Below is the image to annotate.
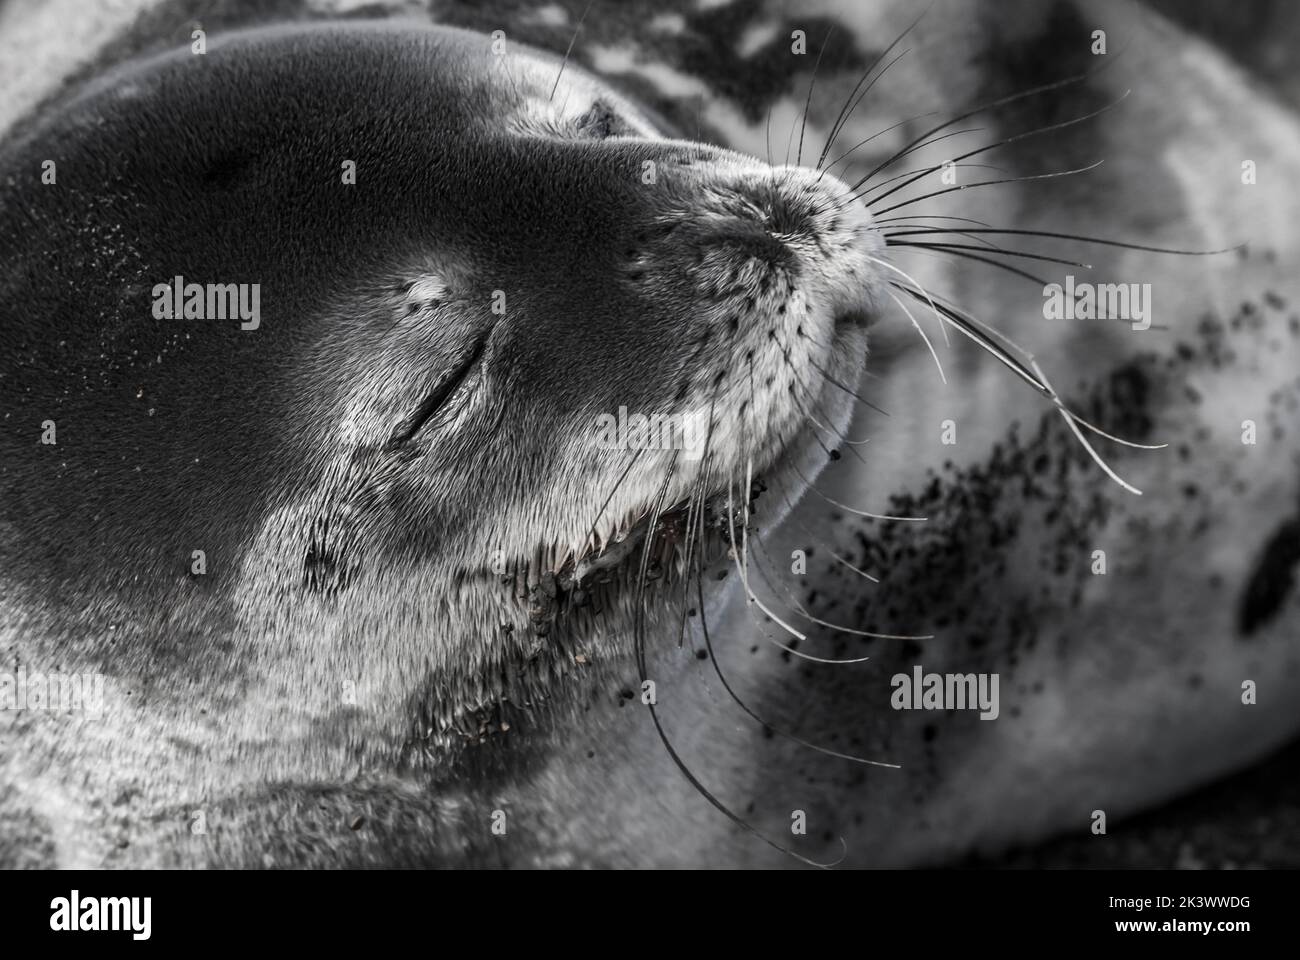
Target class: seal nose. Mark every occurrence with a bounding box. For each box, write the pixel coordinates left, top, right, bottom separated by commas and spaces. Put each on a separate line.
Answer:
692, 215, 792, 268
745, 181, 822, 238
686, 168, 846, 266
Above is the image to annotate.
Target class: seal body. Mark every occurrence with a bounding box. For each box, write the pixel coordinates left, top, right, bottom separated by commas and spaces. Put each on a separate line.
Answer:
2, 0, 1299, 868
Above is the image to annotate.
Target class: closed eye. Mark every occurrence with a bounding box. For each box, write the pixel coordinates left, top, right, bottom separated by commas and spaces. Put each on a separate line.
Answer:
385, 326, 492, 448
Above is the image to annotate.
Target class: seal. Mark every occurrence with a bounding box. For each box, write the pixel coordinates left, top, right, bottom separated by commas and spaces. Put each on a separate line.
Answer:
2, 0, 1299, 869
0, 18, 885, 866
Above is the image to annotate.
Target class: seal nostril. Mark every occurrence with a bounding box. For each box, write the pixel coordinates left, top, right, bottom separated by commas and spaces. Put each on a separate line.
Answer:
767, 197, 806, 237
696, 216, 790, 269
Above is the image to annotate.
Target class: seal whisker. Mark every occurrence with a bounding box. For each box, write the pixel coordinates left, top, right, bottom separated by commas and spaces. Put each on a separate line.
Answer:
843, 70, 1093, 203
673, 458, 710, 647
789, 461, 927, 522
885, 288, 947, 385
694, 544, 900, 768
787, 388, 840, 461
639, 670, 848, 868
628, 496, 847, 867
742, 457, 754, 587
794, 25, 835, 169
889, 243, 1053, 287
888, 283, 1168, 481
1052, 414, 1169, 452
734, 440, 910, 647
873, 213, 997, 229
821, 111, 939, 178
629, 455, 680, 749
816, 1, 932, 173
1029, 357, 1145, 496
862, 253, 950, 348
887, 238, 1094, 271
877, 226, 1242, 258
766, 331, 869, 464
726, 477, 878, 663
850, 157, 1003, 203
838, 127, 991, 204
780, 329, 873, 442
674, 388, 723, 646
856, 91, 1130, 209
548, 0, 596, 102
886, 278, 1170, 452
724, 475, 805, 644
867, 159, 1107, 218
805, 355, 890, 418
493, 49, 525, 105
626, 453, 845, 868
889, 281, 1050, 393
777, 488, 882, 584
790, 385, 868, 463
816, 46, 914, 178
888, 227, 1005, 250
748, 534, 931, 642
574, 448, 646, 581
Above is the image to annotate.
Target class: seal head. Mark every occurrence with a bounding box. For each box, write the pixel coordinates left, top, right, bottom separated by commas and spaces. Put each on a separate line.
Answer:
0, 22, 884, 812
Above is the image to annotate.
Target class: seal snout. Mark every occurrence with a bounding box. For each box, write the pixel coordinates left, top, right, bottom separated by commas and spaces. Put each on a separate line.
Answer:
675, 168, 846, 259
638, 157, 885, 335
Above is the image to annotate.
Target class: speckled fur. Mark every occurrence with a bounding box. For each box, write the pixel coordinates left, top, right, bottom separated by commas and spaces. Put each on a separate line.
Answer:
1, 0, 1298, 868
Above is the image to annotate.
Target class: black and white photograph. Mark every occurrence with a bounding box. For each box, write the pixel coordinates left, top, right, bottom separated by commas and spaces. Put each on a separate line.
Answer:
0, 0, 1295, 937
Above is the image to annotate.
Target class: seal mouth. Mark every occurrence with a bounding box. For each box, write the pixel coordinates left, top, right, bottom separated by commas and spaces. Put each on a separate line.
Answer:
514, 478, 754, 606
565, 502, 694, 587
564, 490, 743, 586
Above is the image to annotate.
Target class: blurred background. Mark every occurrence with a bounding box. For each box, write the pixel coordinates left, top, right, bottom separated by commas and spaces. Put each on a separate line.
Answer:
976, 0, 1300, 869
